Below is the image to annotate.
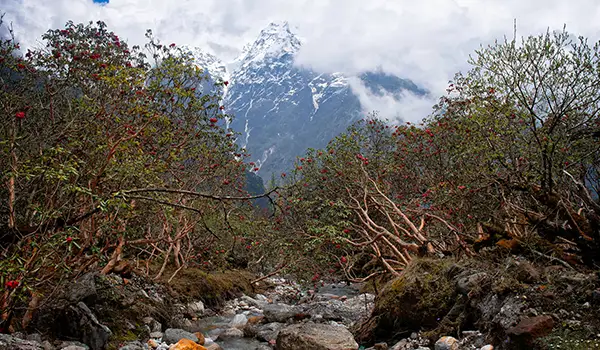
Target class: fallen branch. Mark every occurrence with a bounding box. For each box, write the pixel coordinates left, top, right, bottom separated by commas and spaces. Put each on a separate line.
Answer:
250, 263, 288, 285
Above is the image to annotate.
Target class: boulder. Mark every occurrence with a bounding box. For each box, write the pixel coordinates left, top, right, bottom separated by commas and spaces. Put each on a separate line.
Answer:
228, 314, 248, 329
163, 328, 198, 345
55, 341, 89, 349
296, 294, 374, 326
276, 322, 359, 350
434, 336, 459, 350
186, 302, 205, 318
217, 328, 244, 339
62, 302, 112, 350
67, 273, 98, 304
354, 259, 458, 344
255, 322, 284, 342
506, 315, 554, 348
0, 334, 44, 350
263, 303, 298, 323
169, 339, 207, 350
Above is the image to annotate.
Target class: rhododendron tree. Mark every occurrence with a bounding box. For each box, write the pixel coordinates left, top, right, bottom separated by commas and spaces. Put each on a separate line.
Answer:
0, 19, 274, 331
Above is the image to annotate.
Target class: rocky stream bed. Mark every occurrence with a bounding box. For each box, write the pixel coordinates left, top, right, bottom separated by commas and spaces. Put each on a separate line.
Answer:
4, 255, 600, 350
0, 273, 497, 350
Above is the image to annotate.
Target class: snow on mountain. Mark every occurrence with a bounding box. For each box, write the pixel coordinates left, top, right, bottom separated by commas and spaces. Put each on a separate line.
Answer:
187, 47, 229, 83
190, 21, 426, 177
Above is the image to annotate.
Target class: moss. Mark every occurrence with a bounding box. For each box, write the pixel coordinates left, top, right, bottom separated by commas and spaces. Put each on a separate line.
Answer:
354, 258, 460, 344
538, 326, 600, 349
105, 323, 148, 350
164, 268, 256, 308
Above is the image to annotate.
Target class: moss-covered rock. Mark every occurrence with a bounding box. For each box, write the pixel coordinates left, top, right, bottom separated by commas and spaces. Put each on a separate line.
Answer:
353, 258, 460, 344
165, 268, 256, 308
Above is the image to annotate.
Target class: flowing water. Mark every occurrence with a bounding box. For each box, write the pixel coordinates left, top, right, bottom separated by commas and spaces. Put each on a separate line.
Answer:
199, 282, 363, 350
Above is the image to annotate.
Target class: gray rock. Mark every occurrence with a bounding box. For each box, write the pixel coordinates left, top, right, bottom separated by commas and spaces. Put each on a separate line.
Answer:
263, 303, 298, 323
229, 314, 248, 328
26, 334, 43, 343
65, 302, 112, 350
56, 341, 89, 350
294, 294, 374, 326
0, 333, 44, 350
60, 347, 88, 350
118, 341, 144, 350
186, 301, 205, 317
41, 341, 55, 350
456, 273, 488, 295
149, 332, 163, 339
254, 345, 271, 350
276, 322, 358, 350
256, 322, 285, 342
218, 328, 244, 339
163, 328, 198, 344
67, 273, 97, 304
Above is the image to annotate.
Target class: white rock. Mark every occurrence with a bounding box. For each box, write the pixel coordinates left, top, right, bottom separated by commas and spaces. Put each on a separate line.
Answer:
229, 314, 248, 328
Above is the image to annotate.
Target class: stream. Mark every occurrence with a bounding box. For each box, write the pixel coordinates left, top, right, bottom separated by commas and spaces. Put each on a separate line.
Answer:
198, 280, 367, 350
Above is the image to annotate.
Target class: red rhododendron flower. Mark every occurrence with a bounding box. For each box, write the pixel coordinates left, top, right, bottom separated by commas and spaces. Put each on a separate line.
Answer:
66, 237, 73, 242
224, 81, 229, 86
219, 106, 225, 110
343, 229, 350, 234
15, 111, 25, 119
169, 43, 176, 48
340, 256, 347, 264
4, 280, 19, 289
209, 118, 218, 123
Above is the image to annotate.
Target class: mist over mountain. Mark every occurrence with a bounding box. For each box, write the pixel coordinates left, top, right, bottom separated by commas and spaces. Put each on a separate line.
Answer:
189, 22, 427, 178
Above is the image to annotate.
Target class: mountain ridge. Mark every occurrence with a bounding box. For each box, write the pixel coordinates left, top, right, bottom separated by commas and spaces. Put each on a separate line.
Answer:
190, 21, 427, 177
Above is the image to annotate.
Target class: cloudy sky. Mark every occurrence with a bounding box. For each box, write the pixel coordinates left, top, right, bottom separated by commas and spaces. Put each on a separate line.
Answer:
4, 0, 600, 121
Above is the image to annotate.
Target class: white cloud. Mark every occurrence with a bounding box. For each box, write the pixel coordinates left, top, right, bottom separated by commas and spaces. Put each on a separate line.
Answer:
4, 0, 600, 121
347, 77, 436, 124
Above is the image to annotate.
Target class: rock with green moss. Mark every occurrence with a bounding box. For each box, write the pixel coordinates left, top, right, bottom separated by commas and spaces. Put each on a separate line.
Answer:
354, 259, 460, 345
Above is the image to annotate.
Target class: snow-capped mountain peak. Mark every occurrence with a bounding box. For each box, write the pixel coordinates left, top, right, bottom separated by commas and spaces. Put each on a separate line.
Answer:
186, 47, 229, 83
236, 21, 302, 66
188, 21, 426, 177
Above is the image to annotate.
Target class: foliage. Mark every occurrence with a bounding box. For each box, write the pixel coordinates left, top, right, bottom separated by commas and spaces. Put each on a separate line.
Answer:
274, 28, 600, 282
0, 18, 270, 331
